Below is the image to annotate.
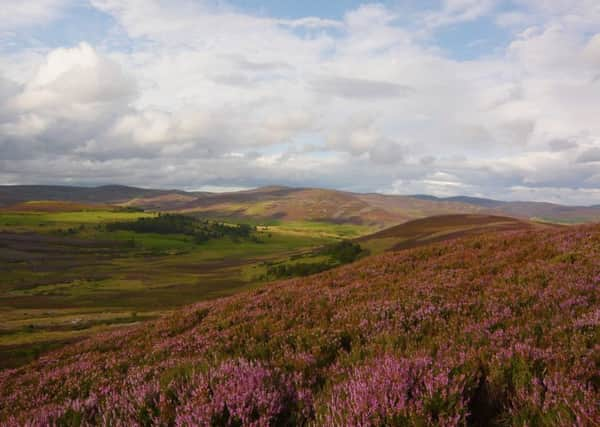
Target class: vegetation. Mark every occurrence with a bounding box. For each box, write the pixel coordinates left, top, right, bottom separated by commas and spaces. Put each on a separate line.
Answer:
264, 241, 367, 279
105, 213, 256, 243
319, 240, 365, 263
264, 260, 332, 278
0, 207, 364, 369
2, 224, 597, 425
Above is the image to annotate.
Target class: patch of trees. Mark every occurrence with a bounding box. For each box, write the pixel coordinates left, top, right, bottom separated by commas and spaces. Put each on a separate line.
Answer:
115, 206, 145, 213
265, 262, 332, 279
318, 240, 365, 263
106, 213, 256, 243
264, 240, 367, 279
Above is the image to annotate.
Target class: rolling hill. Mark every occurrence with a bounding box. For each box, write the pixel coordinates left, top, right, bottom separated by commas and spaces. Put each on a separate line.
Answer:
412, 194, 600, 224
0, 185, 485, 228
0, 185, 189, 207
3, 184, 600, 226
174, 187, 485, 226
356, 214, 543, 254
1, 221, 598, 425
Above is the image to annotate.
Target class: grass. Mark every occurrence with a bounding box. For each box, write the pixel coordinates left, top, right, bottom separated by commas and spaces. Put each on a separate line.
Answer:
0, 210, 155, 232
0, 206, 369, 369
267, 220, 375, 239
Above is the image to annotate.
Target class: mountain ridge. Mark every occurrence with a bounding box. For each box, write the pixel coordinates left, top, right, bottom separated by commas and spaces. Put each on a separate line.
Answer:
2, 184, 600, 225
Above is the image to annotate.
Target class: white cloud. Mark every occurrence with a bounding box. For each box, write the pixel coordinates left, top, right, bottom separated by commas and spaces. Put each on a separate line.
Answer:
1, 0, 600, 204
1, 0, 71, 30
311, 76, 413, 100
424, 0, 498, 28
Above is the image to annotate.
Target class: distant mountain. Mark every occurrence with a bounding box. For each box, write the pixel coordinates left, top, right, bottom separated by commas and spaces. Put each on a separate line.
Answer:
411, 194, 600, 223
411, 194, 505, 208
0, 185, 187, 207
2, 184, 600, 225
171, 187, 484, 227
487, 201, 600, 223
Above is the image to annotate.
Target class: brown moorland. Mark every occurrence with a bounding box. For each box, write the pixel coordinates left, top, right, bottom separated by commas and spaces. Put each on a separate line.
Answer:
356, 214, 557, 253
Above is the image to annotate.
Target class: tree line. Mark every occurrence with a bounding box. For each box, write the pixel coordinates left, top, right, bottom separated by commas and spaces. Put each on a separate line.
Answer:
106, 213, 256, 243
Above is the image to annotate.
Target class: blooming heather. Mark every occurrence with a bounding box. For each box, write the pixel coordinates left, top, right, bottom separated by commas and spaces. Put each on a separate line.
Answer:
1, 225, 599, 425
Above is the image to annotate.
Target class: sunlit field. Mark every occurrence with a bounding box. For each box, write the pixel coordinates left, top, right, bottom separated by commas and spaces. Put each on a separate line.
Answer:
0, 205, 364, 369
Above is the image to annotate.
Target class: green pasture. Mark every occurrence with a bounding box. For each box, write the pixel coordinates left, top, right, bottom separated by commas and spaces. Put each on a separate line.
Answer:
267, 220, 375, 239
0, 207, 370, 369
0, 210, 155, 231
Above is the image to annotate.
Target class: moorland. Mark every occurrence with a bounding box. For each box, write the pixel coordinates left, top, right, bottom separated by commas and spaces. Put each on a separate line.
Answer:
0, 185, 598, 426
0, 199, 362, 369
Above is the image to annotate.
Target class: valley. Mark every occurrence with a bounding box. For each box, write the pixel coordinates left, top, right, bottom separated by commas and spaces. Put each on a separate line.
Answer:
1, 212, 598, 425
0, 185, 598, 425
0, 201, 342, 368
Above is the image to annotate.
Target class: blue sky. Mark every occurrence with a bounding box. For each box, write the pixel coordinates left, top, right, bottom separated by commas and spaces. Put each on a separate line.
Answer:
4, 1, 516, 59
1, 1, 600, 204
231, 0, 514, 59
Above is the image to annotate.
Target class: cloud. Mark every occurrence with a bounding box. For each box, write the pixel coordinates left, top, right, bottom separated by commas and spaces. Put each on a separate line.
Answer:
1, 0, 600, 204
369, 140, 406, 165
576, 147, 600, 163
0, 43, 136, 159
2, 0, 71, 30
311, 76, 413, 100
548, 138, 578, 152
424, 0, 498, 28
278, 17, 343, 30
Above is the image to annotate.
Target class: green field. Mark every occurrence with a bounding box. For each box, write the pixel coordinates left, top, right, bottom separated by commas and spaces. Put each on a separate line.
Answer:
0, 207, 368, 369
0, 210, 156, 231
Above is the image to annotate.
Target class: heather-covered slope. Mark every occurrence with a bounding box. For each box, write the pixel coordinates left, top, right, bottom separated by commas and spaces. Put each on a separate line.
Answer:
357, 214, 538, 253
1, 226, 599, 425
176, 187, 483, 227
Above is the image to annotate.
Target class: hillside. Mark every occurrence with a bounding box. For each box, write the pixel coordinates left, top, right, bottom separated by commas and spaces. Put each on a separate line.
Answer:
412, 194, 600, 224
0, 185, 486, 227
0, 185, 186, 207
357, 214, 543, 253
175, 187, 485, 226
3, 184, 600, 227
1, 224, 598, 425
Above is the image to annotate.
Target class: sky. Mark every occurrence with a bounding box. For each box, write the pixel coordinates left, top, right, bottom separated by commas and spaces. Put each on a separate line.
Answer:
1, 1, 600, 204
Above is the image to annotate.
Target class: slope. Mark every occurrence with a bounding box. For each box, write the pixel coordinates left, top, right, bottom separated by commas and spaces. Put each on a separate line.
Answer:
4, 184, 600, 227
0, 185, 190, 207
356, 214, 541, 254
173, 187, 486, 228
1, 223, 598, 425
411, 194, 600, 223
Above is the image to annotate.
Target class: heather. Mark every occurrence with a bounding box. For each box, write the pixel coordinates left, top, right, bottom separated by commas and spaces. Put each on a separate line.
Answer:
1, 225, 599, 426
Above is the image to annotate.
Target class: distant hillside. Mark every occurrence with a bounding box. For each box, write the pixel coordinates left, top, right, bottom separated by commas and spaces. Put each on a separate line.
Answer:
0, 185, 185, 207
2, 222, 598, 425
411, 194, 600, 223
411, 194, 505, 208
171, 187, 483, 227
3, 184, 600, 226
489, 201, 600, 223
0, 200, 113, 212
357, 214, 542, 253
